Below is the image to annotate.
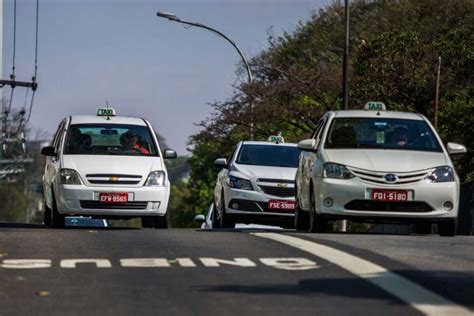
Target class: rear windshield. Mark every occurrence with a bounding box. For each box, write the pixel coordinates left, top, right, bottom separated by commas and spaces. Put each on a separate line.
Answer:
64, 124, 158, 156
324, 118, 442, 152
236, 145, 301, 167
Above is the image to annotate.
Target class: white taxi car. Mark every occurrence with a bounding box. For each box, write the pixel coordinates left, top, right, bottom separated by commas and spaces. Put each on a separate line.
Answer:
213, 137, 301, 228
41, 108, 177, 229
295, 102, 466, 236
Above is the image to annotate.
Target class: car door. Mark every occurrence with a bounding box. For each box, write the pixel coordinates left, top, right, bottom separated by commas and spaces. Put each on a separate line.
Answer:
43, 119, 67, 207
297, 116, 328, 211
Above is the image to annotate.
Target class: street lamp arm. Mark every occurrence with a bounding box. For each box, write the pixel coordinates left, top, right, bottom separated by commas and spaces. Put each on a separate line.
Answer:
173, 19, 253, 84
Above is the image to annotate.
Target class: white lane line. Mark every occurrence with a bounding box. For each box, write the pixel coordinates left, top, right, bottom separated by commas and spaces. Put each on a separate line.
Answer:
253, 232, 473, 316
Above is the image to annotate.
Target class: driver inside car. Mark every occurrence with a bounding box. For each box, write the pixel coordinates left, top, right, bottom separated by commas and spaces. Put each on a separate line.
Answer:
120, 131, 150, 155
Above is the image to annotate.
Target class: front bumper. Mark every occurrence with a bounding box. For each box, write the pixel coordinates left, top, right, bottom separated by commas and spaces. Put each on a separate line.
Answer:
315, 177, 459, 221
224, 188, 295, 218
55, 184, 170, 217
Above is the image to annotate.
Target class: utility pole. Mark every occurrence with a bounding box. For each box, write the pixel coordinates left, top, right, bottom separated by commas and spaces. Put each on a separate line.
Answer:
342, 0, 349, 111
434, 57, 441, 129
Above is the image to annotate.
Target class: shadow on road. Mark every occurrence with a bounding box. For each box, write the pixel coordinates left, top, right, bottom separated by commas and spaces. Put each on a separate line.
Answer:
0, 221, 138, 230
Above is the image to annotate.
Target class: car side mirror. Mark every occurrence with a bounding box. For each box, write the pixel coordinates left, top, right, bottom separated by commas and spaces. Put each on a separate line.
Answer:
194, 214, 206, 223
297, 139, 316, 151
163, 149, 177, 159
41, 146, 56, 157
447, 142, 467, 155
214, 158, 228, 169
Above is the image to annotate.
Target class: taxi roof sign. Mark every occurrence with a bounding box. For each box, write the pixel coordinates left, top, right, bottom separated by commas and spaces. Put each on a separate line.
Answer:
97, 107, 116, 117
364, 102, 386, 111
268, 135, 285, 144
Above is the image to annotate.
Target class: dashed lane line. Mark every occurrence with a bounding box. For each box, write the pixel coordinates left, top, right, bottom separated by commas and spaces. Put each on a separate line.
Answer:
253, 232, 473, 316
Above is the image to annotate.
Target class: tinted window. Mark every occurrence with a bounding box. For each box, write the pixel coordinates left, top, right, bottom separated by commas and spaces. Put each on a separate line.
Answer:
64, 124, 158, 156
325, 118, 442, 152
236, 145, 301, 167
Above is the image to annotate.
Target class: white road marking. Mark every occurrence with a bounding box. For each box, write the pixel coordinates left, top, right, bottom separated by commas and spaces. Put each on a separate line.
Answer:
259, 258, 319, 270
199, 258, 256, 267
120, 258, 197, 268
253, 232, 473, 316
60, 259, 112, 268
1, 259, 51, 269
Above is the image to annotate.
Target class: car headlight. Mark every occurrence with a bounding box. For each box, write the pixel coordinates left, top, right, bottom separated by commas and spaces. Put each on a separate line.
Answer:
60, 169, 82, 185
323, 163, 354, 179
426, 166, 454, 183
144, 171, 167, 186
227, 175, 253, 190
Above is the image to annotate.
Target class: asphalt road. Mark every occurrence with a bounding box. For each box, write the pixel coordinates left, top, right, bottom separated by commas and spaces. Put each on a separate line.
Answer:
0, 223, 473, 316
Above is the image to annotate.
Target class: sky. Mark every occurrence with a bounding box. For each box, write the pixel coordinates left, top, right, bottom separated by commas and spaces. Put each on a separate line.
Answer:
1, 0, 327, 155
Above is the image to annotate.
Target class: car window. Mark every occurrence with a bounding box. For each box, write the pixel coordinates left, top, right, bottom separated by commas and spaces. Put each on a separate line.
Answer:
324, 118, 442, 152
236, 145, 301, 167
63, 124, 158, 156
53, 120, 66, 152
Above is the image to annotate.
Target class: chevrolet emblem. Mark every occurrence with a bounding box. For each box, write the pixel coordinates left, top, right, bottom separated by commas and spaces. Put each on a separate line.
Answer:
109, 176, 120, 182
277, 183, 288, 188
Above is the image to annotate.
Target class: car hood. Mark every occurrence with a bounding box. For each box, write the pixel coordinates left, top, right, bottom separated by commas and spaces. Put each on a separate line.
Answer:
324, 149, 447, 172
61, 155, 164, 177
231, 164, 297, 181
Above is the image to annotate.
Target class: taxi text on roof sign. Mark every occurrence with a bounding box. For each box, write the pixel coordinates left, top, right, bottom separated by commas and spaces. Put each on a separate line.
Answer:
364, 102, 386, 111
97, 107, 116, 117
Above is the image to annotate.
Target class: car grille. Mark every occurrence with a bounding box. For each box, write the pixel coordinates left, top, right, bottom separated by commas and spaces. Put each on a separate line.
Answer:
257, 178, 294, 184
347, 167, 431, 185
259, 186, 296, 197
228, 199, 294, 214
86, 174, 142, 185
344, 200, 433, 213
80, 201, 148, 210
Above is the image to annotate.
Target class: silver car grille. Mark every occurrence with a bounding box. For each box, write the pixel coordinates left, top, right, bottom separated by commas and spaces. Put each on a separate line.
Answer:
347, 167, 431, 185
257, 178, 295, 197
86, 174, 142, 185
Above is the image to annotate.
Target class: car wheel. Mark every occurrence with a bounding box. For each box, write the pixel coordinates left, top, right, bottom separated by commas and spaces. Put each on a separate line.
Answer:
218, 191, 234, 228
212, 201, 222, 229
438, 220, 456, 237
309, 191, 328, 233
414, 223, 432, 235
141, 217, 154, 228
153, 216, 168, 229
43, 202, 52, 227
295, 200, 309, 231
51, 193, 65, 229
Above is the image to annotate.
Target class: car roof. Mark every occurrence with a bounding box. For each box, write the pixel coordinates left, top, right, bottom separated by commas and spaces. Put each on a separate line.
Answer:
69, 115, 147, 126
241, 141, 297, 147
333, 110, 425, 120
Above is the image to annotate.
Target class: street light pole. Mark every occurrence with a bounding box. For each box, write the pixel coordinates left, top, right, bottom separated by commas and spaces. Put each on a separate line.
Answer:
156, 11, 255, 140
342, 0, 349, 111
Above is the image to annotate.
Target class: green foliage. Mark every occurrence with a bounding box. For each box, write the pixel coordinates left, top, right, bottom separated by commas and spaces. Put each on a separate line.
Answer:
0, 185, 28, 222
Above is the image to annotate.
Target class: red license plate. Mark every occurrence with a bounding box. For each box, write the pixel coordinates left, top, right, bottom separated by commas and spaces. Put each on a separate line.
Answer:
268, 200, 296, 210
372, 189, 408, 202
99, 193, 128, 203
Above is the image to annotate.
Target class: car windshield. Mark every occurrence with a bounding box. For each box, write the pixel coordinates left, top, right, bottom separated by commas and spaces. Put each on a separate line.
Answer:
64, 124, 158, 156
236, 144, 301, 167
324, 117, 442, 152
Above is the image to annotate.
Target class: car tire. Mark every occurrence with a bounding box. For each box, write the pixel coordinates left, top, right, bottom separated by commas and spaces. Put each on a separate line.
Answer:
51, 193, 65, 229
309, 191, 328, 233
43, 203, 52, 227
218, 191, 234, 228
153, 216, 168, 229
414, 223, 432, 235
295, 200, 309, 231
141, 217, 154, 228
212, 201, 222, 229
438, 220, 456, 237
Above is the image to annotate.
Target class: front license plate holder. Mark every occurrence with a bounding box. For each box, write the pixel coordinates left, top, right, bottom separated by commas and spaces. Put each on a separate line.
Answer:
268, 200, 296, 211
99, 192, 129, 203
371, 189, 412, 202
